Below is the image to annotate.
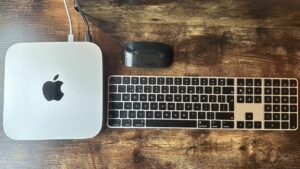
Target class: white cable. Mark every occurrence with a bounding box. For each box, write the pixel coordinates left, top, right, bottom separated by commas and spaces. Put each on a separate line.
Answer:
63, 0, 74, 42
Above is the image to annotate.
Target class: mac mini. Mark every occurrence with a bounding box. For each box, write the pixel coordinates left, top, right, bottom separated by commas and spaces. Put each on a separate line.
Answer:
3, 42, 103, 140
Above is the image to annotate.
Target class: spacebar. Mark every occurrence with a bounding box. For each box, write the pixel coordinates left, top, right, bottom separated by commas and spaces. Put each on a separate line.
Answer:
146, 120, 197, 128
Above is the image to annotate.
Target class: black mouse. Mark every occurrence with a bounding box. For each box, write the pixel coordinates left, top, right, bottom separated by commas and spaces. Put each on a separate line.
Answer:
122, 41, 173, 68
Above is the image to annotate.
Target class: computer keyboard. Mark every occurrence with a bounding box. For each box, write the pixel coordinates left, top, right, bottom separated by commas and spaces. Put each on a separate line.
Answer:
107, 75, 298, 130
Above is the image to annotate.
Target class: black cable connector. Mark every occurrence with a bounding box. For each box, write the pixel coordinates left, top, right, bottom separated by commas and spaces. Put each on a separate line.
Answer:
74, 0, 92, 42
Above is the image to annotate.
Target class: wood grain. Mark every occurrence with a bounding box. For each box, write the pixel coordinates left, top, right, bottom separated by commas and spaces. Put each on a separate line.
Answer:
0, 0, 300, 169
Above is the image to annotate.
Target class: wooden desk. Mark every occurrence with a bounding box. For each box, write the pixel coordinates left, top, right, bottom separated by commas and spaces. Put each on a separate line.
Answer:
0, 0, 300, 168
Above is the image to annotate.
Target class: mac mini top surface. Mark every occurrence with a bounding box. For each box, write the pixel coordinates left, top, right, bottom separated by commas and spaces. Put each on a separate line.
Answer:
3, 42, 103, 140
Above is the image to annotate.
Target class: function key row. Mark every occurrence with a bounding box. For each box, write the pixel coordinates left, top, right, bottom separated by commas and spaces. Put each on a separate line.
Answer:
264, 88, 297, 95
110, 76, 234, 86
264, 79, 297, 87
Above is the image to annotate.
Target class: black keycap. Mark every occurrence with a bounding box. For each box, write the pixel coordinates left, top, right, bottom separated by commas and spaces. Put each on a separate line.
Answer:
205, 87, 212, 94
215, 112, 234, 120
192, 95, 199, 102
254, 121, 262, 129
175, 78, 182, 85
237, 87, 244, 94
147, 120, 196, 128
264, 79, 272, 86
211, 121, 221, 128
166, 95, 173, 102
131, 77, 139, 84
155, 111, 162, 118
273, 79, 280, 86
157, 94, 164, 101
209, 78, 217, 85
185, 103, 193, 110
153, 86, 160, 93
211, 104, 219, 111
290, 79, 297, 87
203, 104, 210, 111
109, 85, 117, 92
140, 94, 147, 101
144, 86, 152, 93
227, 79, 234, 86
264, 113, 272, 120
246, 121, 253, 128
290, 97, 297, 103
281, 88, 289, 95
170, 86, 177, 93
133, 119, 145, 127
227, 96, 234, 111
237, 121, 244, 128
192, 78, 199, 85
254, 79, 261, 86
273, 96, 280, 103
254, 96, 262, 103
149, 77, 156, 84
198, 112, 206, 119
120, 111, 127, 118
127, 85, 134, 93
181, 112, 188, 119
281, 104, 289, 112
121, 77, 130, 84
140, 77, 147, 84
109, 111, 119, 118
137, 111, 145, 118
264, 88, 272, 95
183, 78, 190, 85
290, 88, 297, 95
122, 119, 132, 127
281, 122, 289, 129
109, 94, 121, 101
218, 78, 226, 85
159, 103, 167, 110
220, 104, 228, 111
118, 85, 126, 92
130, 94, 138, 101
190, 112, 197, 119
163, 111, 171, 118
246, 79, 253, 86
129, 111, 136, 118
109, 102, 123, 109
175, 95, 182, 102
281, 80, 289, 86
166, 78, 173, 85
172, 111, 179, 119
290, 114, 297, 129
162, 86, 169, 93
201, 78, 208, 85
201, 95, 208, 102
214, 87, 221, 94
142, 102, 149, 110
157, 78, 165, 84
183, 95, 190, 102
281, 97, 289, 103
222, 121, 234, 128
254, 87, 262, 94
122, 94, 130, 101
246, 96, 253, 103
108, 119, 121, 126
198, 121, 210, 128
135, 86, 143, 93
168, 103, 175, 110
273, 113, 280, 120
264, 96, 272, 103
237, 79, 244, 86
207, 112, 214, 119
187, 86, 195, 93
290, 105, 297, 112
209, 95, 217, 102
273, 105, 280, 112
176, 103, 184, 110
179, 86, 186, 93
194, 103, 201, 110
223, 87, 234, 94
281, 113, 289, 120
264, 105, 271, 112
196, 86, 204, 94
237, 96, 244, 103
124, 102, 132, 109
218, 95, 225, 102
245, 112, 253, 120
264, 122, 280, 129
110, 77, 122, 84
273, 88, 280, 95
148, 94, 156, 101
245, 87, 253, 94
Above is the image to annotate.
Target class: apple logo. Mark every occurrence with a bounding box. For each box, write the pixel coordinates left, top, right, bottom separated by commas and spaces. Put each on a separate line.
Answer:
42, 74, 64, 101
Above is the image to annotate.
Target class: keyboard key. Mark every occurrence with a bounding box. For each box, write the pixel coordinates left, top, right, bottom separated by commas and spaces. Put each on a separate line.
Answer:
135, 86, 143, 93
108, 119, 121, 126
216, 112, 234, 120
124, 102, 132, 109
109, 102, 123, 109
222, 121, 234, 128
209, 78, 217, 85
246, 121, 253, 128
131, 77, 139, 84
172, 111, 179, 119
237, 121, 244, 128
245, 88, 253, 94
273, 105, 280, 112
129, 111, 136, 118
281, 96, 289, 103
192, 78, 199, 85
205, 87, 212, 94
290, 88, 297, 95
183, 95, 190, 102
192, 95, 199, 102
264, 113, 272, 120
264, 79, 272, 86
211, 121, 221, 128
273, 113, 280, 120
273, 96, 280, 103
227, 79, 234, 86
194, 103, 201, 110
207, 112, 214, 119
196, 86, 204, 93
142, 102, 149, 110
159, 103, 167, 110
254, 96, 261, 103
109, 85, 117, 92
167, 103, 175, 110
150, 103, 158, 110
201, 78, 208, 85
175, 78, 182, 85
170, 86, 177, 93
140, 77, 147, 84
211, 104, 219, 111
133, 119, 145, 127
122, 94, 130, 101
254, 79, 261, 86
198, 121, 210, 128
273, 88, 280, 95
245, 112, 253, 120
149, 77, 156, 84
109, 77, 121, 84
198, 112, 206, 119
183, 78, 190, 85
265, 122, 280, 129
246, 96, 253, 103
281, 88, 289, 95
122, 119, 132, 127
281, 113, 289, 120
166, 78, 173, 85
265, 88, 272, 95
237, 79, 244, 86
214, 87, 221, 94
144, 86, 152, 93
185, 103, 193, 110
153, 86, 160, 93
220, 104, 228, 111
290, 97, 297, 103
137, 111, 145, 118
155, 111, 162, 118
201, 95, 208, 102
118, 85, 126, 92
264, 105, 271, 112
190, 112, 197, 119
166, 95, 173, 102
223, 87, 234, 94
157, 94, 164, 101
181, 111, 188, 119
176, 103, 184, 110
281, 105, 289, 112
147, 120, 196, 128
264, 96, 272, 103
120, 111, 127, 118
179, 86, 186, 93
109, 111, 119, 118
203, 104, 210, 111
254, 121, 262, 129
246, 79, 253, 86
273, 79, 280, 86
218, 78, 225, 85
290, 105, 297, 112
109, 94, 121, 101
187, 86, 195, 93
281, 80, 289, 86
146, 111, 154, 118
290, 114, 297, 129
163, 111, 171, 118
157, 78, 165, 84
290, 79, 297, 87
237, 96, 244, 103
162, 86, 169, 93
254, 87, 262, 94
127, 85, 134, 93
281, 122, 289, 129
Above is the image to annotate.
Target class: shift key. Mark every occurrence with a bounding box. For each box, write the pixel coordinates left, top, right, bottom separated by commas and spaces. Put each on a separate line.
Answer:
216, 112, 234, 120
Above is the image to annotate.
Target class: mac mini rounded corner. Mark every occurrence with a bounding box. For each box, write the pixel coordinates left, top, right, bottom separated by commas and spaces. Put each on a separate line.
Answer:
3, 42, 104, 140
